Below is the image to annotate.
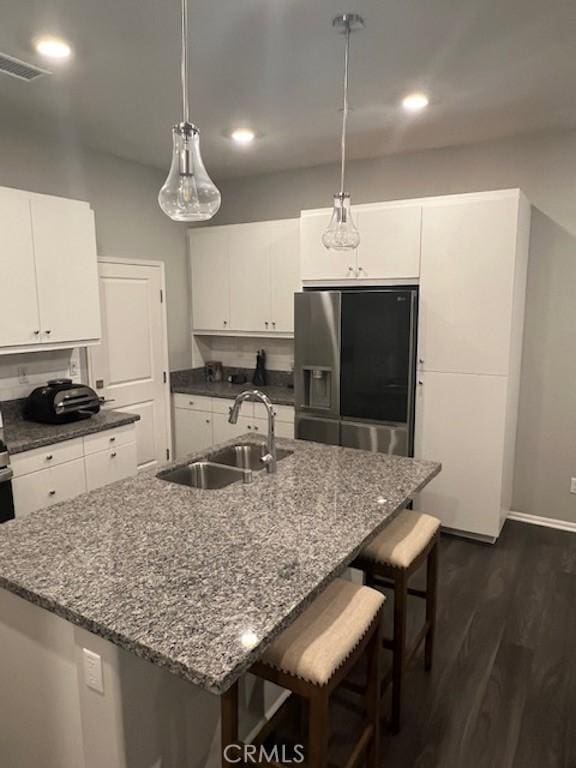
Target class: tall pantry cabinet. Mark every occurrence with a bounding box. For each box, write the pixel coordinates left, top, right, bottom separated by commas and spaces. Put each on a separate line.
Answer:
414, 190, 531, 540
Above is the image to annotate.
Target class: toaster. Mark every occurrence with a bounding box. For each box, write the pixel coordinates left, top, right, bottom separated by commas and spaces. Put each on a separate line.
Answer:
25, 379, 101, 424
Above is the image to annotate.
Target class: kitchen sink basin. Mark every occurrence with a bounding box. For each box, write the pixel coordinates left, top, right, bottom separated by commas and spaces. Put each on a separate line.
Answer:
159, 461, 252, 490
209, 443, 293, 471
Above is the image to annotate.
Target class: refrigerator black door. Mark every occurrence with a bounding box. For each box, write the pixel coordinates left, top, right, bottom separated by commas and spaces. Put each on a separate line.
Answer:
340, 290, 416, 424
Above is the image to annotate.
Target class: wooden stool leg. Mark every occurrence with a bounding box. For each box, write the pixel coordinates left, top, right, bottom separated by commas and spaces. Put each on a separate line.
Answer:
221, 682, 239, 768
308, 688, 329, 768
425, 539, 439, 672
366, 618, 382, 768
391, 570, 407, 733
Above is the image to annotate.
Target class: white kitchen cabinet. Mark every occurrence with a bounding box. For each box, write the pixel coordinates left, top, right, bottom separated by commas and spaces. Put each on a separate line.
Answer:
299, 209, 356, 282
190, 228, 230, 331
11, 425, 138, 519
174, 408, 213, 457
418, 195, 521, 376
212, 413, 254, 444
300, 203, 422, 282
12, 458, 86, 519
85, 443, 138, 492
0, 186, 101, 353
0, 189, 41, 348
355, 205, 421, 280
414, 371, 508, 539
229, 225, 272, 333
269, 220, 300, 333
30, 196, 101, 345
189, 219, 300, 336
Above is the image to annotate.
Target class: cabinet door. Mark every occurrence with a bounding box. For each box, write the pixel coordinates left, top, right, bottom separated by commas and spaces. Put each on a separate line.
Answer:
356, 205, 421, 280
12, 458, 86, 518
174, 408, 213, 458
229, 224, 271, 333
419, 197, 518, 375
190, 228, 230, 331
30, 196, 101, 344
85, 443, 137, 492
49, 459, 87, 503
212, 413, 253, 444
0, 189, 41, 347
300, 211, 357, 281
270, 221, 300, 333
414, 371, 507, 538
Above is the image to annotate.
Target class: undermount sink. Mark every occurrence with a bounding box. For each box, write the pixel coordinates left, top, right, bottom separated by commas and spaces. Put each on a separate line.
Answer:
160, 461, 252, 490
209, 443, 294, 472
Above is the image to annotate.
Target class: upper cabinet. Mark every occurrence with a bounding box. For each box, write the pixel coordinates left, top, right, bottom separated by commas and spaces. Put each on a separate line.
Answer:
418, 193, 528, 376
300, 202, 422, 282
189, 219, 300, 336
0, 186, 101, 353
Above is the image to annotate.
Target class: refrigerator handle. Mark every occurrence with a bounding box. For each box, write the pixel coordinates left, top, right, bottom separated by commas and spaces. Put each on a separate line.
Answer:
406, 290, 418, 455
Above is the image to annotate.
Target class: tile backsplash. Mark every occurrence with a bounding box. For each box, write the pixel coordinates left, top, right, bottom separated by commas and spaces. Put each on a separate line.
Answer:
193, 335, 294, 373
0, 349, 83, 401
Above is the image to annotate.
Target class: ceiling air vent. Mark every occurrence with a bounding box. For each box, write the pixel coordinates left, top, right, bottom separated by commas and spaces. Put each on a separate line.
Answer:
0, 52, 50, 82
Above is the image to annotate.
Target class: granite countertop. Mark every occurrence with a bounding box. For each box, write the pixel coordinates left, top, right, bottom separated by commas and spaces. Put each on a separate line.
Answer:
0, 399, 140, 454
173, 380, 295, 406
0, 435, 440, 694
171, 367, 295, 407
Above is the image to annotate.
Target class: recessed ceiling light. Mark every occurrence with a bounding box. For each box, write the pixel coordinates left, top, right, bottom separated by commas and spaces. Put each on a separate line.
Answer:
34, 37, 72, 61
402, 92, 429, 112
231, 128, 256, 146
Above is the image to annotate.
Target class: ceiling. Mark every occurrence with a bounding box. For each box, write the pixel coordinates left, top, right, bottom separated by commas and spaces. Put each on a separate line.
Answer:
0, 0, 575, 180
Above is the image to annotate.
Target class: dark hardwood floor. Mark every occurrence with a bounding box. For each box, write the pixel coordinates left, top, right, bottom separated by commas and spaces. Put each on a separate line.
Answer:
269, 520, 576, 767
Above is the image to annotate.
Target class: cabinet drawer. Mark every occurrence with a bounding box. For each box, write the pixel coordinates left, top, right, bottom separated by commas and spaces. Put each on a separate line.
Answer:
83, 424, 136, 455
85, 442, 137, 492
11, 438, 84, 478
253, 402, 294, 423
13, 458, 86, 518
212, 397, 252, 416
275, 421, 294, 439
173, 393, 212, 412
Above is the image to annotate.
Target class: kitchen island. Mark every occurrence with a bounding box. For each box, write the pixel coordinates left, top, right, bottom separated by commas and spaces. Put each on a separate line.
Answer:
0, 436, 439, 768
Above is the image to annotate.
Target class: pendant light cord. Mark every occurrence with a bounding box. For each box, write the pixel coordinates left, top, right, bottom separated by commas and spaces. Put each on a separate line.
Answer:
181, 0, 190, 123
339, 23, 351, 196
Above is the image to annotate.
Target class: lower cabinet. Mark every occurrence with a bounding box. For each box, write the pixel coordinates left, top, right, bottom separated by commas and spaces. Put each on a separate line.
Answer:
173, 394, 295, 459
11, 424, 137, 519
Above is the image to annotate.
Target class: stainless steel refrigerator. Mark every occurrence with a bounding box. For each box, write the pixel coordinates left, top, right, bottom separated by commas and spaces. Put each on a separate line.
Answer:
294, 288, 418, 456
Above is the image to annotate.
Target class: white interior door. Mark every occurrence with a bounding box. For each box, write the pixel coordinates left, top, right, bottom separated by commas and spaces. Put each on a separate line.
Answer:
89, 260, 171, 470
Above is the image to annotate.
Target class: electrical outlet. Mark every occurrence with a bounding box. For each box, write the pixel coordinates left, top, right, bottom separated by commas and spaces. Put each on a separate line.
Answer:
571, 478, 576, 495
17, 367, 28, 384
83, 648, 104, 694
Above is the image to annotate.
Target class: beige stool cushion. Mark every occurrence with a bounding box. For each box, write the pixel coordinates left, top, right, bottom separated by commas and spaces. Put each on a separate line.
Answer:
361, 510, 440, 569
261, 579, 384, 686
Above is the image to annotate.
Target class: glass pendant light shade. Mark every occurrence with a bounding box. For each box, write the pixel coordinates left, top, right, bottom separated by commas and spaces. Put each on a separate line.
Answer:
321, 193, 360, 250
158, 122, 221, 222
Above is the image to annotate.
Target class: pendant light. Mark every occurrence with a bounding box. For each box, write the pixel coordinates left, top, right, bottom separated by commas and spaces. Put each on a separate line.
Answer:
158, 0, 221, 221
321, 13, 364, 251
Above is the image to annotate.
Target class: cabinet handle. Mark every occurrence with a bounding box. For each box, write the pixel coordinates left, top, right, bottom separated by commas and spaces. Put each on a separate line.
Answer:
418, 380, 424, 386
111, 451, 117, 458
109, 436, 116, 443
272, 322, 276, 329
418, 358, 424, 365
49, 490, 56, 496
46, 454, 53, 461
247, 425, 252, 430
347, 266, 354, 274
206, 419, 210, 424
33, 330, 40, 336
45, 330, 52, 335
357, 266, 364, 275
254, 425, 259, 431
223, 320, 228, 327
189, 400, 195, 406
265, 321, 269, 329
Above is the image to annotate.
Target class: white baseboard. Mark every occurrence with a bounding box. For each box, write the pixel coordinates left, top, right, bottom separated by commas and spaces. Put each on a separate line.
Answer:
507, 510, 576, 534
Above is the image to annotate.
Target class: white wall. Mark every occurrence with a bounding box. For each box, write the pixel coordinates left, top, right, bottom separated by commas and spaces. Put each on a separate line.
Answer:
211, 128, 576, 525
0, 120, 190, 371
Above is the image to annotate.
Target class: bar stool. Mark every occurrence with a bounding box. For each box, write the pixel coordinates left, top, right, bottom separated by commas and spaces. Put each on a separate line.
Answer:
221, 579, 385, 768
352, 509, 440, 733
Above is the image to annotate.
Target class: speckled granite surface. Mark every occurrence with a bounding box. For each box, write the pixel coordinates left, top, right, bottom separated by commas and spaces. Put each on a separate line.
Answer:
171, 368, 294, 407
0, 399, 140, 454
0, 435, 440, 694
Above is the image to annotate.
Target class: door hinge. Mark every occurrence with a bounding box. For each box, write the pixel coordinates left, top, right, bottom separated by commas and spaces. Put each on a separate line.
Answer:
163, 371, 167, 384
160, 289, 164, 303
166, 448, 170, 460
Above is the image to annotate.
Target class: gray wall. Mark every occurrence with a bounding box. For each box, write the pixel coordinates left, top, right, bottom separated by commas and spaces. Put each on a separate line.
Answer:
214, 128, 576, 524
0, 121, 190, 370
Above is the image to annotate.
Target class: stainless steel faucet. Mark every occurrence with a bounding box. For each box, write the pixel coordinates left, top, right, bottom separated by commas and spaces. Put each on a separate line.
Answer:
229, 389, 277, 473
